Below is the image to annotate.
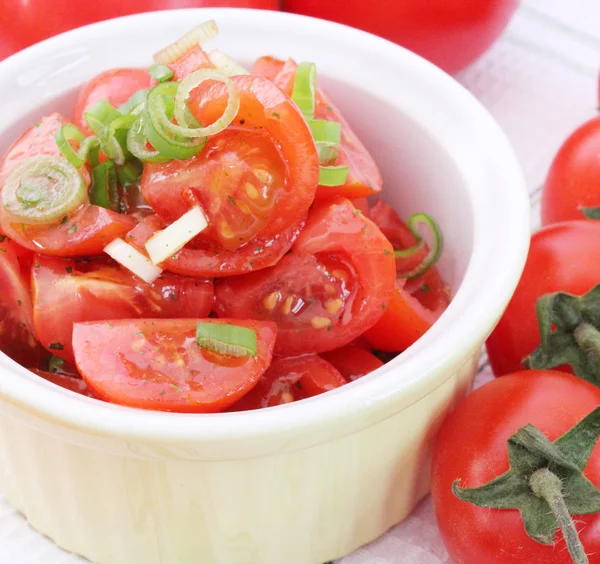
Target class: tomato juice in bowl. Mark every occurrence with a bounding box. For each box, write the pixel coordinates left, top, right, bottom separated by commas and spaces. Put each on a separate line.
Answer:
0, 9, 529, 564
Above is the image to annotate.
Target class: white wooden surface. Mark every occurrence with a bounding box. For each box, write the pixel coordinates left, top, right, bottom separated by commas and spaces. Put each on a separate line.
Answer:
0, 1, 598, 562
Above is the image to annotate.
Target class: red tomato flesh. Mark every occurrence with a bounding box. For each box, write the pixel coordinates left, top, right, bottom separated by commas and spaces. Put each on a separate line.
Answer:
73, 319, 277, 413
30, 369, 95, 398
320, 344, 384, 382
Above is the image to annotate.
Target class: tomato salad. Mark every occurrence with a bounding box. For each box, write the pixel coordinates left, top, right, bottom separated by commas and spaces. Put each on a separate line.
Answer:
0, 21, 450, 413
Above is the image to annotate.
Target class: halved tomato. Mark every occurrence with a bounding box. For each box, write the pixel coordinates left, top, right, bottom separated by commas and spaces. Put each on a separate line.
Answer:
0, 113, 134, 256
73, 319, 277, 412
0, 235, 48, 367
32, 255, 214, 363
30, 368, 95, 398
215, 198, 396, 355
127, 213, 304, 277
267, 57, 383, 200
72, 68, 153, 135
320, 344, 384, 382
230, 354, 346, 410
141, 75, 319, 252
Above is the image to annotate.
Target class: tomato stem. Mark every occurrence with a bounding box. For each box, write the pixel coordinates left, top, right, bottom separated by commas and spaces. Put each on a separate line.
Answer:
530, 468, 588, 564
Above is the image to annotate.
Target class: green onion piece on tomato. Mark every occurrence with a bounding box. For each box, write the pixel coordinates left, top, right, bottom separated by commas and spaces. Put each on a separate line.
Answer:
117, 89, 149, 115
395, 212, 443, 279
48, 355, 65, 373
84, 100, 121, 134
308, 119, 341, 146
291, 62, 316, 120
317, 144, 339, 166
90, 160, 119, 211
148, 64, 174, 83
55, 124, 100, 168
126, 115, 165, 163
318, 165, 349, 187
1, 156, 87, 224
196, 322, 257, 357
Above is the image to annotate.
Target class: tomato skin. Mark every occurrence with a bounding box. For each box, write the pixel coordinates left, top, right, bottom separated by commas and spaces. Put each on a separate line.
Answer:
0, 1, 280, 60
215, 198, 396, 356
30, 369, 95, 398
0, 236, 48, 368
320, 345, 383, 382
73, 319, 277, 413
432, 370, 600, 563
168, 45, 214, 81
541, 117, 600, 226
282, 0, 517, 74
32, 255, 214, 364
127, 214, 304, 278
72, 68, 152, 135
230, 354, 345, 410
487, 221, 600, 377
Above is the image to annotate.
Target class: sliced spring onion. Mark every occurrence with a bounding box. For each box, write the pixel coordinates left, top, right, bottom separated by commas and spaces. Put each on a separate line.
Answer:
196, 322, 257, 357
84, 100, 121, 134
395, 213, 443, 279
118, 159, 143, 187
118, 89, 149, 115
148, 64, 174, 83
208, 49, 250, 77
291, 62, 316, 120
153, 20, 219, 65
317, 144, 339, 165
126, 115, 165, 162
55, 124, 100, 168
308, 119, 341, 146
169, 69, 240, 138
48, 355, 65, 373
1, 156, 87, 224
85, 101, 132, 165
91, 161, 119, 211
318, 165, 349, 187
145, 206, 208, 264
104, 238, 162, 283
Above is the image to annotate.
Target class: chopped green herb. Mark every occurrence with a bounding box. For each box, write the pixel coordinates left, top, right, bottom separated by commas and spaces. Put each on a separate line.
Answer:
169, 383, 182, 392
254, 247, 263, 254
48, 341, 64, 351
60, 216, 68, 225
295, 381, 302, 389
105, 322, 114, 328
0, 235, 5, 243
159, 390, 166, 396
16, 299, 21, 306
65, 266, 73, 274
382, 304, 387, 311
227, 195, 236, 205
326, 106, 333, 112
420, 283, 430, 293
383, 249, 391, 256
272, 111, 281, 119
67, 224, 77, 234
48, 355, 65, 373
34, 263, 40, 269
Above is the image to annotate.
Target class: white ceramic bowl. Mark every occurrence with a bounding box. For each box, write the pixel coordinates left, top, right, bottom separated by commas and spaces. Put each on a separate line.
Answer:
0, 8, 529, 564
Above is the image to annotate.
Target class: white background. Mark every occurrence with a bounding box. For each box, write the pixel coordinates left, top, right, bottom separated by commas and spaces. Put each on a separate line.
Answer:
0, 1, 598, 562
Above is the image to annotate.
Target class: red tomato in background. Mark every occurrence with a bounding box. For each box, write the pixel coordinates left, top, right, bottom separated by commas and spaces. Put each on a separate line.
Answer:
73, 318, 277, 412
0, 1, 280, 61
432, 370, 600, 563
283, 0, 517, 74
541, 117, 600, 226
486, 221, 600, 377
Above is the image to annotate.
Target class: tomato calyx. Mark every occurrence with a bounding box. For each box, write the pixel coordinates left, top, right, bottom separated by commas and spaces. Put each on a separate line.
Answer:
525, 285, 600, 385
453, 407, 600, 564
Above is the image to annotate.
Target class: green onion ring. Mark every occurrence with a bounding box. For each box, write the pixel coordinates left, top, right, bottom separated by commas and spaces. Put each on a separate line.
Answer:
291, 62, 317, 120
55, 124, 100, 168
148, 64, 174, 83
395, 213, 444, 280
196, 322, 257, 357
308, 119, 341, 145
1, 156, 87, 224
318, 165, 349, 187
126, 115, 166, 163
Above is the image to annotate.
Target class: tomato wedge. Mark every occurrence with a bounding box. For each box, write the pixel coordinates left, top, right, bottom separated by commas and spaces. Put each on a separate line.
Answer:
0, 235, 48, 367
320, 344, 384, 382
215, 198, 395, 356
230, 354, 346, 410
141, 75, 318, 251
168, 45, 214, 81
30, 369, 95, 398
32, 255, 214, 363
73, 319, 277, 413
250, 56, 284, 81
0, 113, 134, 256
268, 57, 382, 200
127, 213, 304, 277
72, 68, 153, 135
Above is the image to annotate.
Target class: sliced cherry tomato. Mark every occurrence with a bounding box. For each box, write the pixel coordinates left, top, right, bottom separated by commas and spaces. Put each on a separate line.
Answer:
30, 369, 95, 398
250, 56, 285, 81
141, 75, 318, 251
271, 58, 382, 200
320, 344, 383, 382
215, 198, 396, 356
541, 117, 600, 226
168, 45, 214, 81
127, 213, 304, 277
32, 255, 214, 363
230, 354, 345, 410
72, 319, 277, 413
72, 68, 153, 135
0, 113, 134, 256
0, 235, 48, 368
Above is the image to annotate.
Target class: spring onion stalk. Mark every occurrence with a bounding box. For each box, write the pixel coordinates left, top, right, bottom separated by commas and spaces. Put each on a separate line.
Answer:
291, 62, 316, 120
118, 89, 149, 115
1, 156, 87, 224
153, 20, 219, 65
148, 64, 174, 83
103, 238, 162, 283
308, 119, 341, 145
318, 165, 349, 187
126, 115, 166, 162
196, 322, 257, 357
91, 161, 119, 211
208, 49, 249, 77
55, 124, 100, 168
145, 206, 208, 264
395, 213, 443, 279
